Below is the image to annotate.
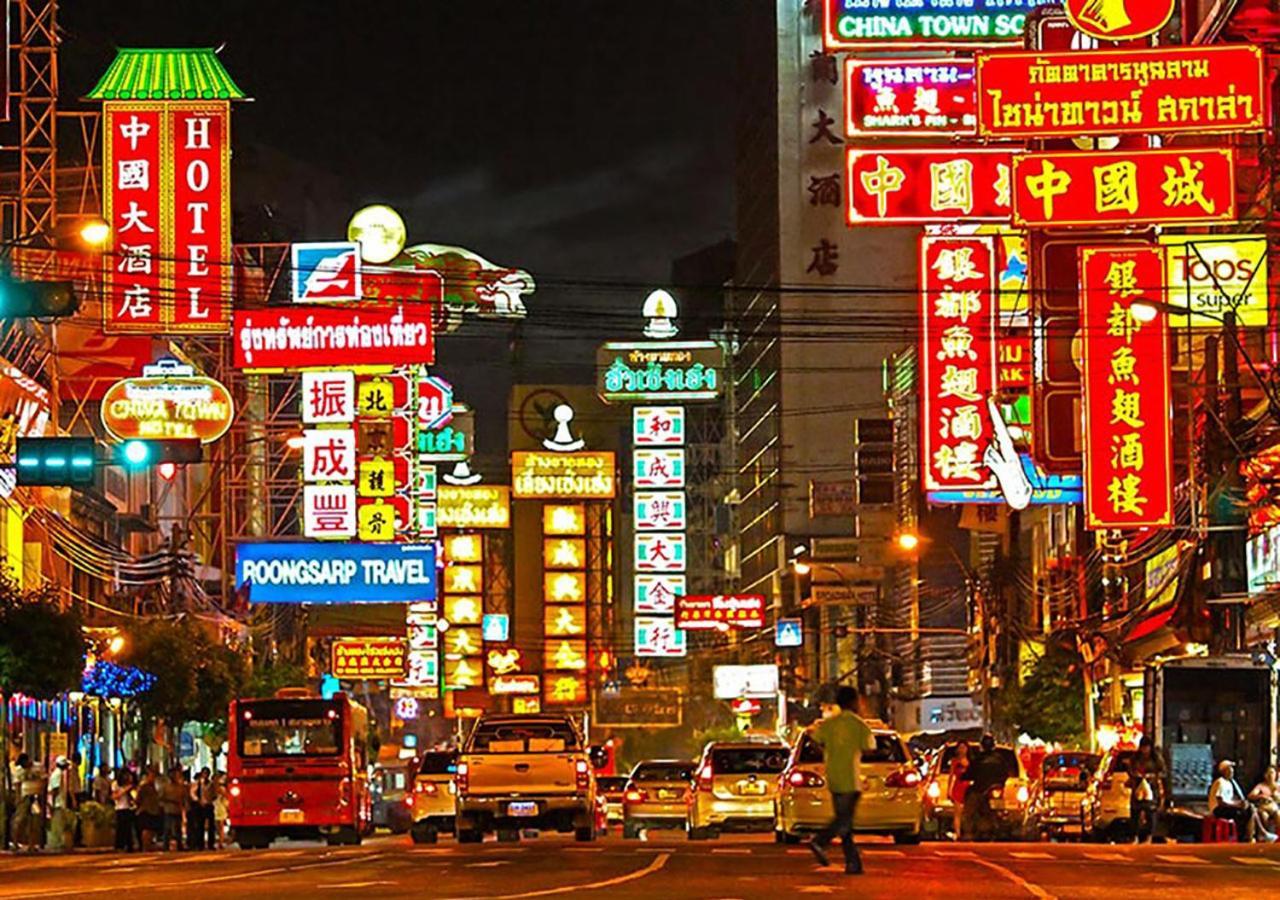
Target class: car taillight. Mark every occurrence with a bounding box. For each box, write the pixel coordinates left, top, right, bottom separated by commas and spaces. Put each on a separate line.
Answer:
229, 778, 241, 798
625, 788, 647, 803
885, 769, 921, 789
926, 780, 942, 800
1015, 784, 1030, 806
404, 795, 415, 807
575, 759, 590, 791
456, 763, 469, 795
786, 770, 825, 788
417, 782, 438, 795
697, 764, 714, 790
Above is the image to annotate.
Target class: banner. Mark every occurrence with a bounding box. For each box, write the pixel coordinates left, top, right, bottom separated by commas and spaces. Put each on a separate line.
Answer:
1012, 149, 1235, 229
976, 46, 1265, 139
236, 541, 437, 604
920, 235, 998, 492
847, 148, 1013, 225
233, 304, 436, 371
823, 0, 1044, 50
1079, 246, 1173, 529
845, 59, 976, 138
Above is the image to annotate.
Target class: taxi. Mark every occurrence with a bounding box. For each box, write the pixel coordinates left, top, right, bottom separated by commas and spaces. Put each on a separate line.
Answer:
621, 760, 695, 838
923, 742, 1036, 840
774, 723, 924, 844
686, 741, 790, 839
408, 750, 458, 844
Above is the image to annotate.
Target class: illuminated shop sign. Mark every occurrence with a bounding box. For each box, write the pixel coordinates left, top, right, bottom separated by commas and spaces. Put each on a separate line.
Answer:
634, 449, 685, 489
511, 451, 616, 499
236, 541, 437, 604
233, 304, 436, 371
634, 616, 688, 658
634, 533, 686, 573
847, 148, 1012, 226
823, 0, 1047, 50
634, 491, 687, 531
976, 45, 1265, 140
436, 485, 511, 529
597, 342, 723, 402
331, 637, 407, 679
292, 242, 362, 303
635, 574, 684, 615
101, 360, 233, 443
675, 594, 766, 631
712, 664, 779, 699
633, 407, 685, 446
1064, 0, 1175, 41
926, 454, 1082, 506
1159, 235, 1267, 329
845, 59, 976, 138
491, 674, 540, 696
417, 406, 475, 461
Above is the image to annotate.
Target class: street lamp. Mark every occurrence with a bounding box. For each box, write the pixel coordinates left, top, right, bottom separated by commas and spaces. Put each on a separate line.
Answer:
78, 219, 110, 249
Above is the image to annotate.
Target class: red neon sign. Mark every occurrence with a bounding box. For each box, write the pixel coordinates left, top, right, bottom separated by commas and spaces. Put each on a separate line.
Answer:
233, 304, 436, 371
170, 105, 231, 330
1079, 246, 1173, 529
844, 59, 976, 138
976, 45, 1266, 140
675, 595, 766, 631
103, 105, 163, 331
1012, 149, 1236, 228
920, 235, 998, 493
847, 148, 1013, 226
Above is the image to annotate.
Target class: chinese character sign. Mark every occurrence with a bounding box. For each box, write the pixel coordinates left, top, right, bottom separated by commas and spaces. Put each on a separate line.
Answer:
1012, 149, 1236, 228
635, 617, 688, 658
1079, 246, 1173, 529
920, 236, 998, 492
847, 148, 1013, 226
104, 102, 232, 333
633, 407, 686, 447
976, 46, 1265, 140
845, 59, 976, 138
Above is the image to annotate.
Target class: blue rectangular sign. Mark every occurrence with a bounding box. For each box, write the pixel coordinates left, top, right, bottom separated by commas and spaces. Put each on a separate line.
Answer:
237, 542, 437, 604
926, 454, 1082, 507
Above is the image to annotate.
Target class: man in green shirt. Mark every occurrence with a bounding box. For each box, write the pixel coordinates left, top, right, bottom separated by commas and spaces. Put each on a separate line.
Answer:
807, 686, 875, 875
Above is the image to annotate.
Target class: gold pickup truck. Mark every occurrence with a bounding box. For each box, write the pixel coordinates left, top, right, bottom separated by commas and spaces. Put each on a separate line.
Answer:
455, 713, 597, 842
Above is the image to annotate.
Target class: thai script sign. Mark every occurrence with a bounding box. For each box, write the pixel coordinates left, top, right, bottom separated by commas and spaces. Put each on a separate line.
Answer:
597, 341, 722, 402
331, 637, 407, 679
101, 360, 233, 444
675, 594, 766, 631
823, 0, 1048, 50
976, 46, 1266, 139
845, 59, 976, 138
847, 148, 1013, 226
511, 451, 616, 499
1012, 149, 1236, 228
233, 304, 435, 371
1079, 246, 1173, 529
236, 541, 437, 604
436, 485, 511, 529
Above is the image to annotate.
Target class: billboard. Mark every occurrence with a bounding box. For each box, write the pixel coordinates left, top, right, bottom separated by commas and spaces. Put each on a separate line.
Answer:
713, 665, 780, 700
331, 637, 408, 679
675, 594, 766, 631
976, 46, 1266, 139
597, 342, 722, 402
100, 361, 233, 444
511, 451, 616, 499
1012, 149, 1236, 228
845, 59, 976, 138
1160, 235, 1267, 329
236, 542, 437, 604
593, 690, 684, 729
823, 0, 1046, 50
1079, 246, 1173, 529
234, 304, 436, 371
847, 148, 1013, 225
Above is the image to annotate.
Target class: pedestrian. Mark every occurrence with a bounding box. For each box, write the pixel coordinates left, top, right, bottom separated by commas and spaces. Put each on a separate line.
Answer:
45, 756, 76, 850
948, 741, 971, 841
805, 686, 876, 875
92, 765, 113, 806
135, 766, 162, 851
1210, 760, 1274, 843
198, 768, 217, 850
10, 753, 43, 852
68, 752, 85, 804
186, 768, 205, 850
1128, 737, 1164, 843
1248, 765, 1280, 835
159, 766, 186, 850
958, 734, 1007, 840
212, 774, 229, 849
112, 769, 137, 852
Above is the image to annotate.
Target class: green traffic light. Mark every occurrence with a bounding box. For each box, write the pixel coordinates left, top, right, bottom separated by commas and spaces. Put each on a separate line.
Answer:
121, 440, 152, 467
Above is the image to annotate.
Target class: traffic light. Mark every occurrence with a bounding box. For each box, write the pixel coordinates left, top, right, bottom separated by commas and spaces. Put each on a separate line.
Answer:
15, 437, 98, 486
0, 278, 79, 318
112, 439, 202, 470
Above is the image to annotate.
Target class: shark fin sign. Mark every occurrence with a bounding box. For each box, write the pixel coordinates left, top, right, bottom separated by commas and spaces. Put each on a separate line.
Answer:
1064, 0, 1174, 41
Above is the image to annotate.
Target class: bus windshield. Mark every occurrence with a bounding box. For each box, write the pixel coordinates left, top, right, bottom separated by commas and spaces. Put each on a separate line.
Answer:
238, 699, 343, 758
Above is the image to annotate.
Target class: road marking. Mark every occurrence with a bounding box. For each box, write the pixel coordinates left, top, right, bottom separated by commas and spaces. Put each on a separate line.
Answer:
439, 852, 672, 900
711, 848, 753, 855
321, 882, 397, 889
1084, 852, 1129, 862
797, 887, 836, 895
1010, 852, 1055, 860
968, 858, 1057, 900
465, 861, 511, 868
564, 847, 604, 852
1232, 857, 1280, 866
863, 849, 906, 857
1156, 855, 1209, 865
934, 850, 978, 859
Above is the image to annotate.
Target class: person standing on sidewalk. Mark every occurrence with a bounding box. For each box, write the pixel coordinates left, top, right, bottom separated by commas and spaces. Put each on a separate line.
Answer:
45, 756, 76, 850
92, 765, 113, 806
135, 766, 162, 851
806, 686, 876, 876
186, 769, 206, 850
112, 769, 137, 852
159, 766, 186, 850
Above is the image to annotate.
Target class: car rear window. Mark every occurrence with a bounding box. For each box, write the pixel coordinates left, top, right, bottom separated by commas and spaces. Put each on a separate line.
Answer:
797, 734, 904, 765
938, 745, 1019, 778
631, 762, 694, 782
468, 719, 581, 753
710, 747, 789, 775
1043, 753, 1099, 777
418, 752, 457, 775
597, 777, 628, 792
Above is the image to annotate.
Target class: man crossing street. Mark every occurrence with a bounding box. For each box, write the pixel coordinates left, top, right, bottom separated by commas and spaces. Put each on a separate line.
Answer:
806, 686, 876, 875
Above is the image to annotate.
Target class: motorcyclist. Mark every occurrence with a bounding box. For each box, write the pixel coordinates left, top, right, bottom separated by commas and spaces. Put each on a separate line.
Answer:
959, 734, 1007, 839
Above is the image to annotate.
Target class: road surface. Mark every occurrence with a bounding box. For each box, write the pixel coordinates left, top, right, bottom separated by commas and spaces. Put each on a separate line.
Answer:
1, 833, 1276, 898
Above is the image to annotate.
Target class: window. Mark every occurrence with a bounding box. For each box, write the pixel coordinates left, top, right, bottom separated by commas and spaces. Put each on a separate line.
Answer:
798, 734, 904, 765
418, 752, 457, 775
710, 747, 789, 775
468, 719, 581, 753
238, 700, 342, 758
631, 762, 694, 782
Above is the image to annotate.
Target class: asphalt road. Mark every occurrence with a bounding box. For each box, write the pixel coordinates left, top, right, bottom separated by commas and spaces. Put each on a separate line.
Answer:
1, 832, 1278, 899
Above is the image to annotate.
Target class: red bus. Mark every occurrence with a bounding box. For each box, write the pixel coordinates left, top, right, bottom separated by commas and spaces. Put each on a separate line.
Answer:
227, 690, 372, 848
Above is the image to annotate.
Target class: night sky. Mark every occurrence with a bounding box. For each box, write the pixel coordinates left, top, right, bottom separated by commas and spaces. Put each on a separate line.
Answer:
60, 1, 738, 456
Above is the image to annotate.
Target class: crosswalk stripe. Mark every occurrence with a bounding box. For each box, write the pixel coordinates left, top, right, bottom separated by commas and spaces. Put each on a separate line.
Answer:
1232, 857, 1280, 866
1084, 852, 1129, 862
1010, 852, 1054, 860
862, 849, 906, 857
711, 848, 753, 854
1156, 854, 1209, 865
934, 850, 978, 859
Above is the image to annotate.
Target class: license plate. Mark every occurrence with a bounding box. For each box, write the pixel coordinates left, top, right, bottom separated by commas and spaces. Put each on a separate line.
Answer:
737, 782, 766, 796
657, 789, 675, 800
279, 809, 304, 825
507, 801, 538, 817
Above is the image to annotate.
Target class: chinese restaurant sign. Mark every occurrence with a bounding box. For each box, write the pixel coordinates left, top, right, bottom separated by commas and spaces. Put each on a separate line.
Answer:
1012, 149, 1236, 229
331, 637, 407, 679
976, 46, 1265, 140
511, 451, 616, 499
101, 360, 233, 444
236, 541, 437, 604
920, 235, 998, 492
847, 148, 1012, 226
675, 595, 766, 631
1065, 0, 1177, 42
1079, 246, 1173, 529
845, 59, 976, 138
1159, 235, 1267, 329
233, 304, 436, 371
104, 102, 232, 333
823, 0, 1045, 50
597, 342, 722, 402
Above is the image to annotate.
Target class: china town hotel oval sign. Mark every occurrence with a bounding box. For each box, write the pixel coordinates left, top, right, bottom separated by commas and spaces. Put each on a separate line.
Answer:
101, 360, 234, 443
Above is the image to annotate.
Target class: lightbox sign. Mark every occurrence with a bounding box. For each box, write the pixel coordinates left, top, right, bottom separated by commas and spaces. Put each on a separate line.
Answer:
1247, 523, 1280, 595
331, 637, 407, 679
635, 617, 688, 658
236, 541, 437, 604
676, 595, 766, 631
1012, 149, 1236, 229
597, 342, 723, 402
823, 0, 1045, 50
1160, 235, 1267, 329
1079, 246, 1173, 529
713, 664, 780, 700
976, 46, 1266, 140
511, 451, 616, 499
1065, 0, 1174, 40
292, 242, 362, 303
101, 360, 233, 444
845, 59, 976, 138
233, 304, 436, 371
847, 148, 1013, 226
436, 485, 511, 529
927, 454, 1082, 506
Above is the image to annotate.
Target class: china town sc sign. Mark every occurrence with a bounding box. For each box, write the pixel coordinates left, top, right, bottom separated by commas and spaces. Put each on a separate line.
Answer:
101, 359, 234, 444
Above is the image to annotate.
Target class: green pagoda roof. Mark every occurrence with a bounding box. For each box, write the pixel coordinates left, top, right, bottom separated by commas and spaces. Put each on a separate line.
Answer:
86, 49, 247, 101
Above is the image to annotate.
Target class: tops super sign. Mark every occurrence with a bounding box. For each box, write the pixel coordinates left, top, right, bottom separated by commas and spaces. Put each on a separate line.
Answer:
292, 242, 363, 303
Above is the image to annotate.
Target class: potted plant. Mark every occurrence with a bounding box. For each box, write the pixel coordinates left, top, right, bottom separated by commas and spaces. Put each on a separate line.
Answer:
79, 800, 116, 848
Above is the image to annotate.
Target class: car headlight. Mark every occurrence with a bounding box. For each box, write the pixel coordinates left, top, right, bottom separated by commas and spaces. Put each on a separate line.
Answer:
1015, 785, 1030, 805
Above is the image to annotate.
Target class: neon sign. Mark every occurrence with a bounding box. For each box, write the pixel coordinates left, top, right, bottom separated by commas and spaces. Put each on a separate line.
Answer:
845, 59, 976, 138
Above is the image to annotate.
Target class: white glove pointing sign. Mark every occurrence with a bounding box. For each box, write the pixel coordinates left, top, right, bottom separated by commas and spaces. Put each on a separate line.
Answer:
983, 396, 1033, 511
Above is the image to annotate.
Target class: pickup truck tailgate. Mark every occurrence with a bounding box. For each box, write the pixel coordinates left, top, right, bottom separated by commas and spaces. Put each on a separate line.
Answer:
464, 753, 578, 796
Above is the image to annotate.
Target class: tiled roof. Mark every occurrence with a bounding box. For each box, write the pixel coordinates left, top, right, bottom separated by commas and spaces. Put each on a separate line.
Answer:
86, 49, 247, 101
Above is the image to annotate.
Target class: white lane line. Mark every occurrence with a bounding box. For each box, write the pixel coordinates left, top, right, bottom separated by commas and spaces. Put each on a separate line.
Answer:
465, 861, 511, 868
935, 850, 979, 859
968, 858, 1057, 900
1156, 855, 1209, 865
863, 849, 906, 858
321, 882, 397, 889
439, 852, 671, 900
564, 847, 605, 853
1084, 852, 1129, 862
1232, 857, 1280, 866
711, 848, 753, 855
1010, 852, 1055, 860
